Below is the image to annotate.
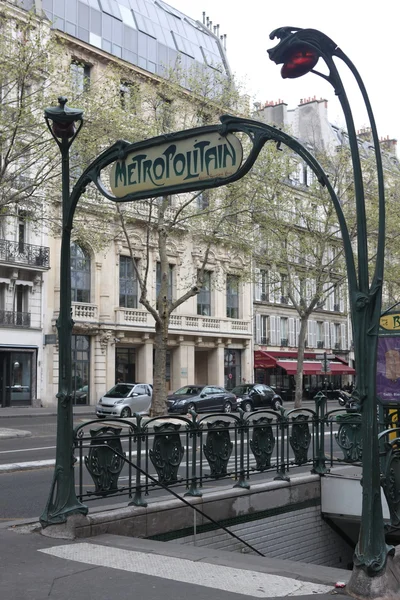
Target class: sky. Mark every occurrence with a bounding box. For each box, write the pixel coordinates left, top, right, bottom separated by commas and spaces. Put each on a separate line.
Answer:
169, 0, 400, 147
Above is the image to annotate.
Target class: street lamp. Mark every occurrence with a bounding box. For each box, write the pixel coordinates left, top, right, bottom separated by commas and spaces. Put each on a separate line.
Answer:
40, 97, 88, 526
268, 27, 393, 594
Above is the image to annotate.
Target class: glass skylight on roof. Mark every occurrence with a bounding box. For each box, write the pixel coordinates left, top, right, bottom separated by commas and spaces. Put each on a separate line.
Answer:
144, 0, 158, 21
133, 11, 156, 38
21, 0, 230, 81
119, 4, 136, 27
171, 32, 194, 58
155, 0, 184, 19
99, 0, 122, 20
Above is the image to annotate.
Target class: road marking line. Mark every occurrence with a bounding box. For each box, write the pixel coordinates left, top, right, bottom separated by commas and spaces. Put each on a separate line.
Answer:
39, 543, 332, 597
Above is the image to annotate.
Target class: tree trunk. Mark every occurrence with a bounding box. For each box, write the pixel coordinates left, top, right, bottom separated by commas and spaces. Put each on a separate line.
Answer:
294, 316, 308, 408
151, 317, 169, 417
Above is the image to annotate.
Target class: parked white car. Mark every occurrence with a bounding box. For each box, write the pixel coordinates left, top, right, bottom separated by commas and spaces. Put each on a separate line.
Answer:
96, 383, 152, 418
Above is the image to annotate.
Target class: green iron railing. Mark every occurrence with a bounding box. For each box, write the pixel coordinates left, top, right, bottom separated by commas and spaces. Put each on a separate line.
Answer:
73, 400, 370, 505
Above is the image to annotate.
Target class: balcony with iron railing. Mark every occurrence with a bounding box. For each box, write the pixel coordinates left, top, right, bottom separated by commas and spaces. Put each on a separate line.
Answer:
0, 310, 31, 328
0, 239, 50, 269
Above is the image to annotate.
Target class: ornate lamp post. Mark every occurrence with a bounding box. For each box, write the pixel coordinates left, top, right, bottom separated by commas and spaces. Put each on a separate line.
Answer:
40, 97, 88, 526
267, 28, 394, 594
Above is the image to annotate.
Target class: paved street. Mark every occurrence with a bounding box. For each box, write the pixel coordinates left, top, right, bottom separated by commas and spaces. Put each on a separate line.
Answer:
0, 400, 344, 521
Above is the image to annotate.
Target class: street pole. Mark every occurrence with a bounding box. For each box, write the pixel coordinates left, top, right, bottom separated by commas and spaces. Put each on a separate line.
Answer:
267, 27, 396, 593
40, 98, 88, 526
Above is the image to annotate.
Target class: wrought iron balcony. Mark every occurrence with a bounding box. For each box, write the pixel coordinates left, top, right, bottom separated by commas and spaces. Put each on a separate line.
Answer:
0, 239, 50, 269
0, 310, 31, 328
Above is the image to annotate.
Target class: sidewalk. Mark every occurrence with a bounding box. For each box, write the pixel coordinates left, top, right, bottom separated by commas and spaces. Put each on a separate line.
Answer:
0, 404, 95, 419
0, 520, 350, 600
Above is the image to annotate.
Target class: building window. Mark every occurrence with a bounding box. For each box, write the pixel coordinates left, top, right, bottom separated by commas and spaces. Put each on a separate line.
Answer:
260, 315, 268, 344
197, 270, 211, 316
280, 317, 288, 346
197, 191, 209, 210
333, 285, 341, 311
70, 61, 91, 92
258, 269, 269, 301
226, 274, 239, 319
280, 273, 288, 304
156, 262, 174, 302
116, 347, 136, 383
120, 81, 138, 112
157, 95, 173, 131
70, 243, 91, 303
119, 256, 138, 308
71, 335, 89, 405
317, 321, 324, 348
15, 284, 28, 314
224, 349, 241, 390
18, 210, 27, 253
334, 323, 341, 349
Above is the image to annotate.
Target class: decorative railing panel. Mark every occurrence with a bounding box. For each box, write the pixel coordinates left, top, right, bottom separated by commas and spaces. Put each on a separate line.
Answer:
0, 310, 31, 328
0, 239, 50, 269
115, 308, 251, 336
72, 303, 98, 321
74, 402, 385, 517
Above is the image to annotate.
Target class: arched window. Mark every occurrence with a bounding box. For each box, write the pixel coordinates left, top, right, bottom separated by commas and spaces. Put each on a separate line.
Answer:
70, 243, 91, 303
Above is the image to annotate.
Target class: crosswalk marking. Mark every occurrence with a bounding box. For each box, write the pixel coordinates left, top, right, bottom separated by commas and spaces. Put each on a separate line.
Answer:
39, 542, 332, 597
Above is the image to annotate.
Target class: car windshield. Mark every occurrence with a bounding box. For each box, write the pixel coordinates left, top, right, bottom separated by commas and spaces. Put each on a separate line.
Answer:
173, 386, 202, 396
104, 384, 134, 398
232, 385, 250, 395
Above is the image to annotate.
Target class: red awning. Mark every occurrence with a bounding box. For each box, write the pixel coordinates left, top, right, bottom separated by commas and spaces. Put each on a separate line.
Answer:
276, 360, 322, 375
255, 351, 355, 376
255, 350, 355, 375
254, 350, 277, 369
275, 360, 355, 376
328, 363, 355, 375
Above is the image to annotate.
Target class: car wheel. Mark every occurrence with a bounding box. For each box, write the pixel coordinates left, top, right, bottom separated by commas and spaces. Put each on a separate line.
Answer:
243, 400, 253, 412
97, 415, 106, 419
273, 398, 283, 410
187, 403, 196, 413
223, 401, 232, 413
120, 407, 132, 418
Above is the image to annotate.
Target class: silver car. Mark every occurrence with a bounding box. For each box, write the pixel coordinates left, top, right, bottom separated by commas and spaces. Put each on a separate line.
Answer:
96, 383, 152, 418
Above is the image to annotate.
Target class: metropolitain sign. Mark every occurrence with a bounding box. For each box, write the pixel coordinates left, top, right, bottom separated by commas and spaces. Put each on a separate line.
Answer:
110, 131, 243, 198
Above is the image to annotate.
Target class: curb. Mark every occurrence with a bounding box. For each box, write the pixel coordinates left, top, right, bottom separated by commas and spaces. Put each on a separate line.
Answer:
0, 429, 32, 440
0, 459, 55, 473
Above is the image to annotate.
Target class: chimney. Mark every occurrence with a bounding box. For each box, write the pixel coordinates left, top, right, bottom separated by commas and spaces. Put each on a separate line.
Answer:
256, 99, 288, 128
296, 97, 329, 148
357, 127, 373, 142
380, 136, 398, 156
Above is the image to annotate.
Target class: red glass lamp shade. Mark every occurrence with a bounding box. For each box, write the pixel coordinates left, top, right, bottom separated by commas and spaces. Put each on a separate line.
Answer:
52, 121, 76, 139
281, 45, 319, 79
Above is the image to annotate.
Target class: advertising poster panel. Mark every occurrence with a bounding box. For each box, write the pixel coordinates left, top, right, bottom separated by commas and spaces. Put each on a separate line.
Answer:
377, 312, 400, 405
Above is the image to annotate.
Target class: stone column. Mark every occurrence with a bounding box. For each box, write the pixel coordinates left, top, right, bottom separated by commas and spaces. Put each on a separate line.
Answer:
208, 339, 225, 386
172, 341, 194, 389
242, 340, 252, 383
137, 335, 153, 383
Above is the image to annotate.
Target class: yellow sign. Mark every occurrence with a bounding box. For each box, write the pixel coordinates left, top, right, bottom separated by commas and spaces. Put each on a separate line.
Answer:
380, 313, 400, 331
110, 132, 243, 198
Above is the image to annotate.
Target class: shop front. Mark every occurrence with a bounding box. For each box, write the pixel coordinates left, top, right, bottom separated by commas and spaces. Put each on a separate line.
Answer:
0, 345, 37, 407
254, 349, 355, 400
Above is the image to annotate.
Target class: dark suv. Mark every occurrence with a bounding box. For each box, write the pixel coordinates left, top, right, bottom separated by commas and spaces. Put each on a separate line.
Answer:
232, 383, 283, 412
